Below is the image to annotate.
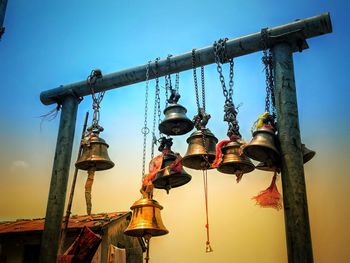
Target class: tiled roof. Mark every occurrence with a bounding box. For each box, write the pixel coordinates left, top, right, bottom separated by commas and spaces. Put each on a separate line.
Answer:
0, 212, 130, 234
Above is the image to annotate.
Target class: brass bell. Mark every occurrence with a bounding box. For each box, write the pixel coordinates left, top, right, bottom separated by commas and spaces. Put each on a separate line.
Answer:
159, 103, 194, 136
152, 152, 191, 194
243, 125, 280, 166
182, 129, 218, 170
217, 140, 255, 175
75, 132, 114, 171
256, 143, 316, 171
124, 196, 169, 238
302, 144, 316, 164
255, 162, 280, 172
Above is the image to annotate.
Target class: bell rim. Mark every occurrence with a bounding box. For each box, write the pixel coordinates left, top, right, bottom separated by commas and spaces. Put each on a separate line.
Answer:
124, 228, 169, 237
75, 159, 115, 171
152, 173, 192, 189
159, 118, 194, 136
181, 154, 216, 170
217, 161, 255, 174
243, 144, 280, 163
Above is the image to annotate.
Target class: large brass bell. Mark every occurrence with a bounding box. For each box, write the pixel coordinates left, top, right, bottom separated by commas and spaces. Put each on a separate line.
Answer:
182, 129, 218, 170
243, 125, 280, 166
217, 140, 255, 175
152, 152, 191, 194
75, 132, 114, 171
124, 195, 169, 238
159, 102, 194, 136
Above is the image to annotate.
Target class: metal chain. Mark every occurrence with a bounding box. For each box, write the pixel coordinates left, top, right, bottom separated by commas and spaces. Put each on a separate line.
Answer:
165, 75, 169, 107
213, 39, 240, 138
192, 49, 201, 112
201, 66, 206, 112
151, 58, 161, 159
261, 28, 276, 123
141, 61, 151, 179
87, 69, 104, 133
175, 72, 179, 93
192, 48, 210, 130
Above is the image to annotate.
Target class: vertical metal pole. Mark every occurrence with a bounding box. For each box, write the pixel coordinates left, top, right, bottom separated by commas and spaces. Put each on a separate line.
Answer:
272, 43, 313, 263
40, 95, 79, 263
0, 0, 8, 39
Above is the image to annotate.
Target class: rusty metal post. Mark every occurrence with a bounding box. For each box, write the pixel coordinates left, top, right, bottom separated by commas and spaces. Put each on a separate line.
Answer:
273, 43, 313, 262
0, 0, 8, 39
39, 94, 80, 263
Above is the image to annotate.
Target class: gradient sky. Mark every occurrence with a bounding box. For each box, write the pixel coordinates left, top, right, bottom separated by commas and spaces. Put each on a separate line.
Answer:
0, 1, 349, 262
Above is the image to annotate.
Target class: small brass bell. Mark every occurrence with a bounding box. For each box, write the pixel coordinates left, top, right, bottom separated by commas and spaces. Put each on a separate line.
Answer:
159, 103, 194, 136
75, 132, 114, 171
217, 140, 255, 175
124, 196, 169, 238
152, 152, 191, 194
243, 125, 280, 166
302, 144, 316, 164
182, 129, 218, 170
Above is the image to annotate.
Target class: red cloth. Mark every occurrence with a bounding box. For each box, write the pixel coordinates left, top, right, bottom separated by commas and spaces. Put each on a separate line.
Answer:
252, 173, 282, 210
57, 226, 102, 263
211, 139, 231, 168
143, 154, 164, 186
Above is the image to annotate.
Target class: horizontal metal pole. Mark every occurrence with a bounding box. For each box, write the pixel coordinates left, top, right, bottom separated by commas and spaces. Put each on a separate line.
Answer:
40, 12, 332, 105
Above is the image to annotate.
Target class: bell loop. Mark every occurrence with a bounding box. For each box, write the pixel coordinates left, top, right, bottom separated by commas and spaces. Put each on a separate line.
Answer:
193, 108, 211, 130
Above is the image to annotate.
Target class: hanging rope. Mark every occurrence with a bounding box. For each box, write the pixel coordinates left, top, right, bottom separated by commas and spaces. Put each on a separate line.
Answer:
203, 169, 213, 253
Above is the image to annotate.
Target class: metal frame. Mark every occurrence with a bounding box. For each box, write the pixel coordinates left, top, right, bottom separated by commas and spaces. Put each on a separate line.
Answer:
39, 13, 332, 263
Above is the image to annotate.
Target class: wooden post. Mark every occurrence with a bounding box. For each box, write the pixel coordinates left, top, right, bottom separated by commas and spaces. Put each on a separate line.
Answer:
273, 42, 313, 262
39, 95, 79, 263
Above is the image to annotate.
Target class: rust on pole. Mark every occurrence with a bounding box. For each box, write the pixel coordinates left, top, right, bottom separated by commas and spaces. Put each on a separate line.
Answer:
273, 42, 313, 262
40, 13, 332, 105
39, 94, 80, 263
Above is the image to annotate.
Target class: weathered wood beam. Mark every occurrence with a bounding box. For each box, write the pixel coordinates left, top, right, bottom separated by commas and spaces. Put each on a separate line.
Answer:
40, 13, 332, 105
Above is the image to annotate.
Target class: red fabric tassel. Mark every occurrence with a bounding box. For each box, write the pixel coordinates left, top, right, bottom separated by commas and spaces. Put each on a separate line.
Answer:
252, 172, 282, 210
142, 154, 164, 186
211, 139, 231, 168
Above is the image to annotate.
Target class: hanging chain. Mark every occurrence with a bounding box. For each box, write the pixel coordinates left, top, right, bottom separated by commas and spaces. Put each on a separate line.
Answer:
213, 39, 240, 138
175, 72, 179, 93
201, 66, 206, 112
87, 69, 104, 133
261, 28, 276, 124
141, 61, 151, 180
192, 49, 210, 130
151, 58, 161, 159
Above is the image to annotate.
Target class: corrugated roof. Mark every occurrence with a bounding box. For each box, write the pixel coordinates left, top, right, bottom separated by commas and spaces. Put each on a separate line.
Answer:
0, 212, 130, 234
